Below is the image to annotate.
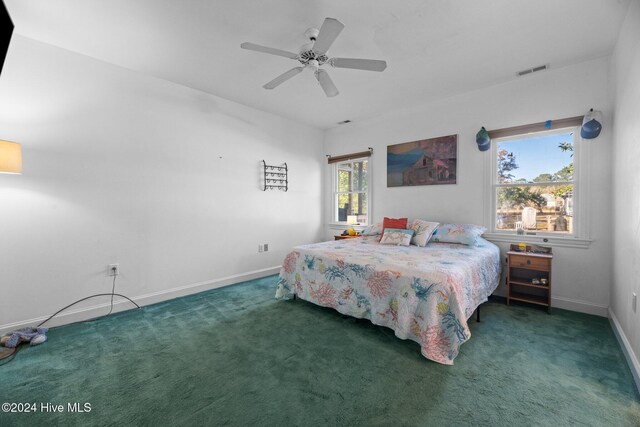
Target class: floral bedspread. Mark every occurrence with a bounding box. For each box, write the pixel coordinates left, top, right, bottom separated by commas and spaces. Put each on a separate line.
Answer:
275, 236, 501, 364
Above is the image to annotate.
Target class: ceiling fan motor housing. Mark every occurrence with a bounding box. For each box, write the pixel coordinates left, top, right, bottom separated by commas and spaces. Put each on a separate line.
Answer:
299, 28, 327, 67
299, 50, 328, 67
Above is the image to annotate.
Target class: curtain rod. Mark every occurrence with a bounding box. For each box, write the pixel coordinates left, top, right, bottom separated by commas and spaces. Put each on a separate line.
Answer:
488, 116, 583, 139
326, 147, 373, 164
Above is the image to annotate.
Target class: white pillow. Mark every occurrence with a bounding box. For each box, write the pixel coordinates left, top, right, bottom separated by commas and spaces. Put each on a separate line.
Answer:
379, 228, 414, 246
361, 222, 383, 236
410, 219, 440, 247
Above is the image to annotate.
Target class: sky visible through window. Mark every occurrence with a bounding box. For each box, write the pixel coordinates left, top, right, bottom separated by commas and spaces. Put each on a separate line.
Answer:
498, 132, 573, 182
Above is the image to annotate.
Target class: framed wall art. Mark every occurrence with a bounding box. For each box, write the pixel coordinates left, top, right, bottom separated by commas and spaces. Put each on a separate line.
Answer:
387, 134, 457, 187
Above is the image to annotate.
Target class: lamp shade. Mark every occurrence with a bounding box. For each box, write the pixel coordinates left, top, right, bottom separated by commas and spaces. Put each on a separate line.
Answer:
0, 140, 22, 174
347, 215, 358, 225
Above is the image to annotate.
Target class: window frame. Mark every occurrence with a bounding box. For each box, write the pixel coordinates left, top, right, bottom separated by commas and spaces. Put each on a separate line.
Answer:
331, 156, 371, 226
485, 125, 591, 246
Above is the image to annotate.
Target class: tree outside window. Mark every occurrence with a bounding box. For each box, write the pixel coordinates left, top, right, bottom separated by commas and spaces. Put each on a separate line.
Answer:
336, 159, 369, 224
495, 131, 575, 234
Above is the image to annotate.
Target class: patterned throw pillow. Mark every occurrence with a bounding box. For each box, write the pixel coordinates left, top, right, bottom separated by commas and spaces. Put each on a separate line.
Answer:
379, 228, 414, 246
410, 219, 440, 247
361, 222, 383, 236
430, 223, 487, 246
380, 217, 408, 241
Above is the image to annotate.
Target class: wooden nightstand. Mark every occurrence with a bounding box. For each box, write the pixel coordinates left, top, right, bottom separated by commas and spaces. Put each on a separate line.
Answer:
507, 244, 553, 312
334, 235, 361, 240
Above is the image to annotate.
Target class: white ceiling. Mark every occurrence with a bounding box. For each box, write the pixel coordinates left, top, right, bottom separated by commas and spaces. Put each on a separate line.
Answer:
5, 0, 631, 129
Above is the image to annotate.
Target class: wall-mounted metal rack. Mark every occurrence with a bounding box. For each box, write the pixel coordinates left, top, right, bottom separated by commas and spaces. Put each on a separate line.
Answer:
262, 160, 288, 191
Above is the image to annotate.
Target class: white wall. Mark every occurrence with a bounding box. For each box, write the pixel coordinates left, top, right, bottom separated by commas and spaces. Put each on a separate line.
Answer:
610, 0, 640, 380
323, 57, 613, 316
0, 36, 324, 330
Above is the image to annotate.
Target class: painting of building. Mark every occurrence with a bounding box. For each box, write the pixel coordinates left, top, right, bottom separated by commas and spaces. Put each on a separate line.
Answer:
387, 135, 457, 187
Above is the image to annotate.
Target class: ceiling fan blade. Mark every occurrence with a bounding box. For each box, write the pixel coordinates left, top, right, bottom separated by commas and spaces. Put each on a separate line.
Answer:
315, 69, 339, 97
241, 42, 299, 59
330, 58, 387, 72
312, 18, 344, 55
263, 67, 305, 89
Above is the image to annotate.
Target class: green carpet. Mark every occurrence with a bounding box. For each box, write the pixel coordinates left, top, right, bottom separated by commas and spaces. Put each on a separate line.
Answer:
1, 275, 639, 426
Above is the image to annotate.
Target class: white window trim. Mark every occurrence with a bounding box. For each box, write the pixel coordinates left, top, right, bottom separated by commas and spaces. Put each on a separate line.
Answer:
483, 126, 592, 248
329, 156, 371, 228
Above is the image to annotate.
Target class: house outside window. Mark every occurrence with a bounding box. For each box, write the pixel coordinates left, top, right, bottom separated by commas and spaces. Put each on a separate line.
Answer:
491, 128, 580, 237
334, 158, 369, 225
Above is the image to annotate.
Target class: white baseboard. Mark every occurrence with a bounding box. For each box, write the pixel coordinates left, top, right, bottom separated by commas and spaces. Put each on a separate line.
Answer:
0, 266, 282, 334
492, 290, 608, 317
609, 308, 640, 393
551, 296, 608, 317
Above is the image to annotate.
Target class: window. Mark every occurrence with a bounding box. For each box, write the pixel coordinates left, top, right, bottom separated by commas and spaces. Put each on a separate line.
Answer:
334, 158, 369, 225
491, 128, 579, 236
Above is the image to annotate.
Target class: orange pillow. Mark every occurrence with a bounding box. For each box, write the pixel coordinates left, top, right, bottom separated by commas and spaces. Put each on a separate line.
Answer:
381, 217, 408, 241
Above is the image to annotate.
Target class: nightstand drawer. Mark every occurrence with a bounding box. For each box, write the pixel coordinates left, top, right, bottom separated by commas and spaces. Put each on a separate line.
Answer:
510, 254, 550, 270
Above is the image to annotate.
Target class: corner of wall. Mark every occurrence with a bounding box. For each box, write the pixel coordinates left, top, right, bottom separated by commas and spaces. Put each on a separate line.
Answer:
609, 308, 640, 393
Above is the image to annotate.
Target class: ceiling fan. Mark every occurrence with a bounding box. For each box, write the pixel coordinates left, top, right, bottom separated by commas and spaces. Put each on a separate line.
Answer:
241, 17, 387, 97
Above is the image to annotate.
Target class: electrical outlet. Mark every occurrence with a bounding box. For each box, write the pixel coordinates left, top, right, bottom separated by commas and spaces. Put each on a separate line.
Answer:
258, 244, 263, 253
108, 264, 120, 276
264, 243, 269, 252
633, 293, 637, 313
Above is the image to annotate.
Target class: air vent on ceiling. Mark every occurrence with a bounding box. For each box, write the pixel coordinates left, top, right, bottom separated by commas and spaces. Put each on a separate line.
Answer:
337, 120, 352, 125
516, 64, 549, 77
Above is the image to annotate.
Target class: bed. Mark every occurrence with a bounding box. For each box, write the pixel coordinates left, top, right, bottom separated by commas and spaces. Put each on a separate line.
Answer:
275, 235, 501, 364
